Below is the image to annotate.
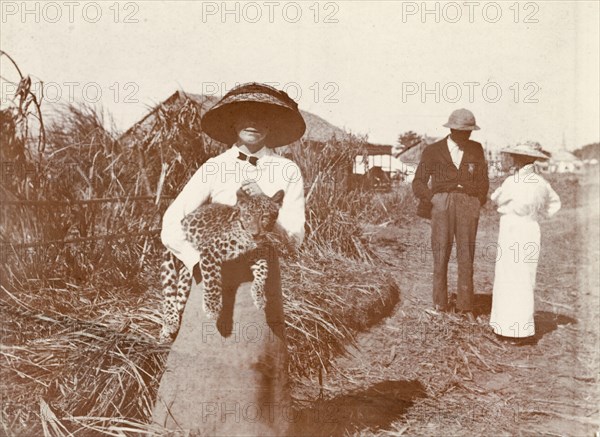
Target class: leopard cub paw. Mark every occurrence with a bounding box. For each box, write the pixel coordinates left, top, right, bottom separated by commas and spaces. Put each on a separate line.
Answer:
159, 326, 176, 343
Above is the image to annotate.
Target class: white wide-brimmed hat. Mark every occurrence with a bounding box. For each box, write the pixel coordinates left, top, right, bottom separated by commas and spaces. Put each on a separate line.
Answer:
501, 142, 550, 160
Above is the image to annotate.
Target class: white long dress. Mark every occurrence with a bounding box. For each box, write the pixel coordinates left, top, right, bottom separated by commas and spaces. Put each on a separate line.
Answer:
489, 165, 561, 338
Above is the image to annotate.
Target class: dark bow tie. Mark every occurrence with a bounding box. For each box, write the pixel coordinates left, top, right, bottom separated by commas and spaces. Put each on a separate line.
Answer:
238, 152, 258, 166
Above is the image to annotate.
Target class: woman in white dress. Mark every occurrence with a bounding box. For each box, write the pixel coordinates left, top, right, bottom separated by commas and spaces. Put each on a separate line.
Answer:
489, 143, 561, 343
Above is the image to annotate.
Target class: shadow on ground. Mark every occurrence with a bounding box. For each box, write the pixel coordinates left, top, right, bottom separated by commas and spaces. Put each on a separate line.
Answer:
289, 379, 425, 437
535, 310, 577, 339
488, 310, 576, 346
473, 293, 492, 316
472, 294, 576, 341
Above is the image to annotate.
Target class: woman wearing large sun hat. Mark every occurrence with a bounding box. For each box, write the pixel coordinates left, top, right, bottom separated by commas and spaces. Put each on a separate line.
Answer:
152, 83, 306, 436
489, 142, 561, 345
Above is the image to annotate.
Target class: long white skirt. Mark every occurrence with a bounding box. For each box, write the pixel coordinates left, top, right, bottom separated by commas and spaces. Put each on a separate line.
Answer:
490, 214, 540, 338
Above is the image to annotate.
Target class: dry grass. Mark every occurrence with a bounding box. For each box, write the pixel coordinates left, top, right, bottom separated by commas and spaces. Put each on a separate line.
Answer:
0, 283, 165, 436
283, 253, 399, 379
1, 101, 403, 435
0, 250, 400, 436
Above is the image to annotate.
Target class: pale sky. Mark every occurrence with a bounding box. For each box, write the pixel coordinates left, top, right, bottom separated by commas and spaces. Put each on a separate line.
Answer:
1, 1, 599, 151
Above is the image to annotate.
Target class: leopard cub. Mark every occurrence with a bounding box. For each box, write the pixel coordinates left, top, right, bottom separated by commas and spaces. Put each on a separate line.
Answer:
159, 188, 284, 342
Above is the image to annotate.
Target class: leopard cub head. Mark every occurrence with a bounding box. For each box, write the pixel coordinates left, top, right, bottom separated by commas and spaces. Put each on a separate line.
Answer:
236, 188, 284, 238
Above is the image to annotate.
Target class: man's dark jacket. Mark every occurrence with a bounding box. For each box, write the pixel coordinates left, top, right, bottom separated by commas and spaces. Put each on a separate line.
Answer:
412, 137, 489, 213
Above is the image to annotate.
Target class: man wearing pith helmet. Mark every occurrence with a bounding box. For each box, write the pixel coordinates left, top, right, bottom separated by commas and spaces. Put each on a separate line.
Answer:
412, 109, 489, 315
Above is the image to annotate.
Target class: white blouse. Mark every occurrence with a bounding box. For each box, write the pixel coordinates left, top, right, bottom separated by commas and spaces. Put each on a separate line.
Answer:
161, 145, 306, 271
491, 164, 561, 220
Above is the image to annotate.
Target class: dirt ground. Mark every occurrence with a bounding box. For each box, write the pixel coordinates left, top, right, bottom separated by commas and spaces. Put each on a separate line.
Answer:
291, 172, 599, 437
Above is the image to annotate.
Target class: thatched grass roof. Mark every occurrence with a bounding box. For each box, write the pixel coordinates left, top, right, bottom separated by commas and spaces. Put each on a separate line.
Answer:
551, 148, 583, 163
395, 135, 439, 164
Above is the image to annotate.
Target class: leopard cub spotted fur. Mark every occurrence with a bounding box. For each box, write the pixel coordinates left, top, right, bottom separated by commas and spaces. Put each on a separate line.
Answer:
159, 188, 284, 342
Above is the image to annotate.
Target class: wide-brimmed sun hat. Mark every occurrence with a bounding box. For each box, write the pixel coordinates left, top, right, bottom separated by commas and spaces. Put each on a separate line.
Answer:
501, 142, 550, 160
201, 82, 306, 147
443, 108, 480, 131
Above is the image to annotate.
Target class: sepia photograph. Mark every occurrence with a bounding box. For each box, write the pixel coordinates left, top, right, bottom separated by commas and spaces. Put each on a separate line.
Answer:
1, 1, 599, 436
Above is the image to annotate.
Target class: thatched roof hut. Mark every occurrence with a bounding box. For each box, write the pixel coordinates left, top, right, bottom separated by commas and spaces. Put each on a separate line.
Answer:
394, 135, 438, 165
391, 135, 439, 182
548, 148, 584, 173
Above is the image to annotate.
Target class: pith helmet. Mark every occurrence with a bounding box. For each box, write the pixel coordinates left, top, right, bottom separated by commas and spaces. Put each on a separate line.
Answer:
443, 108, 480, 131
